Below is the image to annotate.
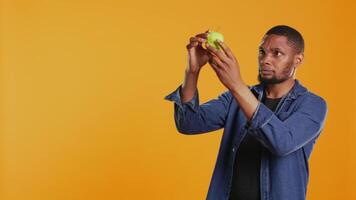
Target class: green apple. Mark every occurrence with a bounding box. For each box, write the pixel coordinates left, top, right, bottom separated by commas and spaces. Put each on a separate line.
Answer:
207, 31, 224, 49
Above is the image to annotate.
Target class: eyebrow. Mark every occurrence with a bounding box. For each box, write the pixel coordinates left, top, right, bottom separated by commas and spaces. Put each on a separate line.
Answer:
259, 47, 285, 52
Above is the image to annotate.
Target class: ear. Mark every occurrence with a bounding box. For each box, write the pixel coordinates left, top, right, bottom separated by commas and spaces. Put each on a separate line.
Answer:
294, 53, 304, 67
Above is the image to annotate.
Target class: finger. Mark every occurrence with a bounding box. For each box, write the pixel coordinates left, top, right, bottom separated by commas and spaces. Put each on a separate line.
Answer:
206, 42, 228, 62
216, 40, 235, 60
191, 29, 210, 40
208, 59, 220, 72
189, 37, 207, 45
210, 54, 228, 69
196, 37, 207, 44
195, 32, 209, 39
186, 41, 198, 49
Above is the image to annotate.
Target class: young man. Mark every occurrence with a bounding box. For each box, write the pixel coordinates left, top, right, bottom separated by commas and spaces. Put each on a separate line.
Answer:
164, 25, 328, 200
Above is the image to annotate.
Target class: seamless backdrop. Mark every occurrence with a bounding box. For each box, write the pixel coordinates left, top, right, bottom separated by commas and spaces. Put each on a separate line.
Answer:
1, 0, 356, 199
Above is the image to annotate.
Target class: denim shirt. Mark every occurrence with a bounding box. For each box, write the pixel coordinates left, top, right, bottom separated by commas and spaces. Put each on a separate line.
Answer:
164, 79, 328, 200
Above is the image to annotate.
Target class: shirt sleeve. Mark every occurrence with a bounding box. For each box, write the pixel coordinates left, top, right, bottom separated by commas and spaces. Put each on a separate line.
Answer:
247, 94, 328, 157
164, 84, 200, 113
164, 84, 232, 134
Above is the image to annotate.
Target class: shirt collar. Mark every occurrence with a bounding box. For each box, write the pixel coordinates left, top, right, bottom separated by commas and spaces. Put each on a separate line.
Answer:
249, 79, 308, 100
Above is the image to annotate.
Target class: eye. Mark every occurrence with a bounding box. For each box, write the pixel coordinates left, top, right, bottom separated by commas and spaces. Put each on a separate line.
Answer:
274, 51, 282, 57
259, 49, 265, 56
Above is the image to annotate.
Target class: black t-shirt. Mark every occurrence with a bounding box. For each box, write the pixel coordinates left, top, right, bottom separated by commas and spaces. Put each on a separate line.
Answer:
229, 92, 282, 200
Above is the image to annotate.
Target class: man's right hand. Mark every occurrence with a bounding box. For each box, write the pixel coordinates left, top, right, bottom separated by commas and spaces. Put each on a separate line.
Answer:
185, 30, 210, 73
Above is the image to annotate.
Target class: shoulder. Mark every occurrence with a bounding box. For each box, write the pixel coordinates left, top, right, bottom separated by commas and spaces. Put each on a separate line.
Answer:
294, 80, 327, 110
297, 90, 328, 121
303, 90, 327, 108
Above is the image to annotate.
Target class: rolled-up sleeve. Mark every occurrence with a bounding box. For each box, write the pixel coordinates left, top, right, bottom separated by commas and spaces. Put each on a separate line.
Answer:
164, 85, 232, 134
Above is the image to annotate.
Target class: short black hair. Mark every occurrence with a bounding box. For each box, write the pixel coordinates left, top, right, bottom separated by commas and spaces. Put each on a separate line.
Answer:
265, 25, 304, 54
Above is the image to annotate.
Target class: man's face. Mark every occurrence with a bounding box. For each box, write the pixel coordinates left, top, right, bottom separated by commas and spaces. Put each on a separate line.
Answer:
257, 34, 303, 85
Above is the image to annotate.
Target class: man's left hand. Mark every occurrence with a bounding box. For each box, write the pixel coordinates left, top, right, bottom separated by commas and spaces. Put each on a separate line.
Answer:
206, 40, 245, 91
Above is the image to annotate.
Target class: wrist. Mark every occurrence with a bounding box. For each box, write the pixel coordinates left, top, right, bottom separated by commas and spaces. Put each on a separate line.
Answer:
185, 68, 200, 76
230, 81, 247, 94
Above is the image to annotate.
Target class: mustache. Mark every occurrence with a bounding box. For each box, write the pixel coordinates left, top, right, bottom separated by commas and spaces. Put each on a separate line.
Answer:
259, 66, 274, 71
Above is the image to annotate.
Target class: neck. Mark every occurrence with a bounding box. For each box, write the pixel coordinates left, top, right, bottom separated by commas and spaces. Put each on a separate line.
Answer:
264, 79, 296, 99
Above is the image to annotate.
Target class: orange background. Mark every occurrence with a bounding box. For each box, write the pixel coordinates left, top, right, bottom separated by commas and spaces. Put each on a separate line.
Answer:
1, 0, 355, 199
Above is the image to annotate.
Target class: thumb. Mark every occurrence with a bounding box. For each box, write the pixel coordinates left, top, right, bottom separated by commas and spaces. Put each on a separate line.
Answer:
186, 41, 198, 50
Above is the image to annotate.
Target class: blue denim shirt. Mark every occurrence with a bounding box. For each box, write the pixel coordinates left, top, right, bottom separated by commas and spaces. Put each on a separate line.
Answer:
164, 79, 327, 200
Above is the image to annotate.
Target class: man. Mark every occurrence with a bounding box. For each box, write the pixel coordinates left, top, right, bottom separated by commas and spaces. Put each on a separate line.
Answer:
164, 25, 327, 200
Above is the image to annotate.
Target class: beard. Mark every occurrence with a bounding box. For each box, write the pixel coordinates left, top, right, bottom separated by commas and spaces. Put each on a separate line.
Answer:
258, 64, 296, 85
257, 73, 288, 85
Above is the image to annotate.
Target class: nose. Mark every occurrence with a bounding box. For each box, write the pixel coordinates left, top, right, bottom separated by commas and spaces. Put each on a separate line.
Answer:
260, 53, 272, 67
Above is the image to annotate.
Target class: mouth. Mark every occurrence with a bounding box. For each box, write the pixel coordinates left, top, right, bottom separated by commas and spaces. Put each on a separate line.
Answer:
260, 69, 274, 75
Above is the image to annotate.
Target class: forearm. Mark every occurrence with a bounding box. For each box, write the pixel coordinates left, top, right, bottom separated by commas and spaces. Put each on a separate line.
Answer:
230, 82, 260, 121
181, 68, 200, 103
